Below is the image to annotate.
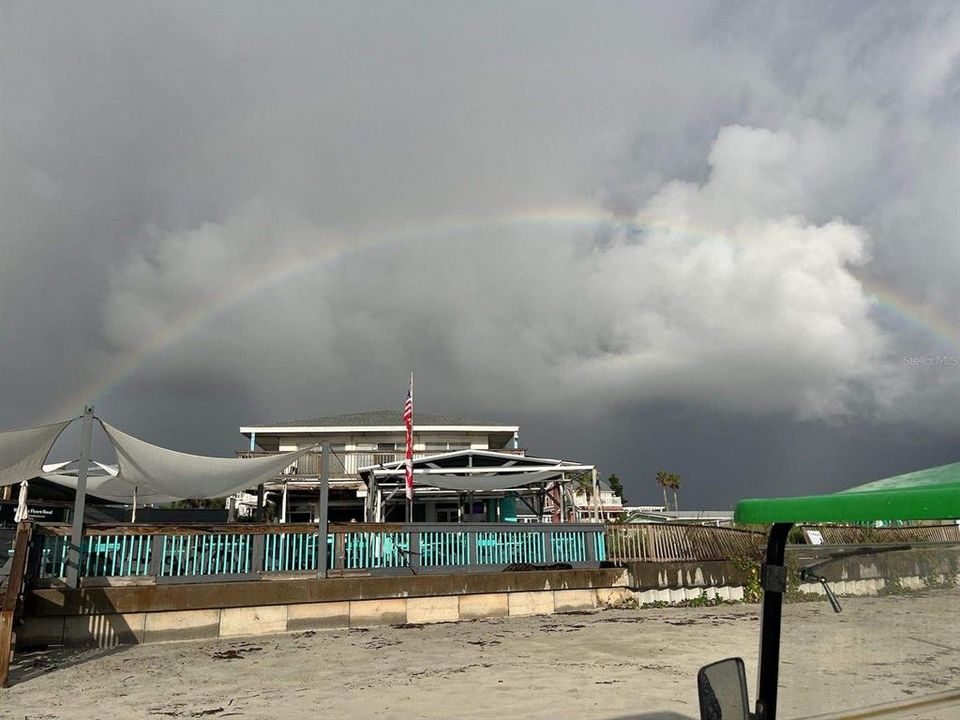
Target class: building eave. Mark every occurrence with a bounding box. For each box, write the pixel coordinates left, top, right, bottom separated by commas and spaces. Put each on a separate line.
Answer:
241, 425, 520, 436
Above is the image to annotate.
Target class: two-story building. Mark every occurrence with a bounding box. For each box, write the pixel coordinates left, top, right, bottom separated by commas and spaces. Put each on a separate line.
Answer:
238, 410, 521, 521
236, 410, 598, 524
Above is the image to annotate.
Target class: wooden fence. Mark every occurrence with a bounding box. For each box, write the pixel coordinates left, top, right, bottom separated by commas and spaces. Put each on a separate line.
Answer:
604, 523, 764, 563
801, 523, 960, 545
1, 522, 31, 687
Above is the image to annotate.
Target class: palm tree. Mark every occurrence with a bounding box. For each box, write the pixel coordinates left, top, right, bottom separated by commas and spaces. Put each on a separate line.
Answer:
655, 471, 670, 510
572, 472, 594, 521
669, 473, 681, 511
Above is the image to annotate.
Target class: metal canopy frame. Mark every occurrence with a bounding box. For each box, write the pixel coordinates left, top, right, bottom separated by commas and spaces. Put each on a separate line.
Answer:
358, 448, 595, 523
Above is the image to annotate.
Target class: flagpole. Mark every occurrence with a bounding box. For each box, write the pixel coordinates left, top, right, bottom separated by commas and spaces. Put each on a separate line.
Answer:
405, 371, 414, 523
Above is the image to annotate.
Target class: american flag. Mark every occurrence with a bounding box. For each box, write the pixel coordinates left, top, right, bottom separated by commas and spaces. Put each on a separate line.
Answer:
403, 373, 414, 500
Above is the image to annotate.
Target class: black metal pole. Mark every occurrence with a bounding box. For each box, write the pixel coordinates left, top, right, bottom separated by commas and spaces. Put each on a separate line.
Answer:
756, 522, 793, 720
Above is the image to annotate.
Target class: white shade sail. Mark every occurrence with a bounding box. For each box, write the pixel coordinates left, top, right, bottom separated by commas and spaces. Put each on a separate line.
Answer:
101, 421, 316, 500
0, 419, 72, 487
42, 460, 181, 505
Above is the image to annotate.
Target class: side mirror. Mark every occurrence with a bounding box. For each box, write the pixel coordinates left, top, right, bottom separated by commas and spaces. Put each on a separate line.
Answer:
698, 657, 750, 720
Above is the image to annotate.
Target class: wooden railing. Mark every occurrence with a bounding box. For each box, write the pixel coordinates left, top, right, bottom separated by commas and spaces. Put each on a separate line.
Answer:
1, 522, 32, 687
30, 522, 606, 583
236, 448, 526, 478
604, 523, 764, 563
800, 523, 960, 545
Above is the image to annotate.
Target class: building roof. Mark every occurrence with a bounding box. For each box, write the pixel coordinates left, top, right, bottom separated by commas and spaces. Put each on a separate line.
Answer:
242, 409, 516, 432
359, 449, 589, 474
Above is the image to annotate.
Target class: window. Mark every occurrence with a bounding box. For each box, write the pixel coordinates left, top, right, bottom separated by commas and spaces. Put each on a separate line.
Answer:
424, 441, 470, 451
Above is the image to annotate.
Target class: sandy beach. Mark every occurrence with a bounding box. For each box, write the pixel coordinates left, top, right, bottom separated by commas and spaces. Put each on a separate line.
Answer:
3, 589, 958, 720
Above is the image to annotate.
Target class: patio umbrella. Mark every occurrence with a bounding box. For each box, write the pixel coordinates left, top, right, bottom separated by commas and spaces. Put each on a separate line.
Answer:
13, 480, 28, 522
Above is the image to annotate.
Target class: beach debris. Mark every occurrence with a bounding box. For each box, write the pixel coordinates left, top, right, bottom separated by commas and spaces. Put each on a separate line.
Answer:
539, 623, 586, 632
362, 636, 402, 650
210, 644, 262, 660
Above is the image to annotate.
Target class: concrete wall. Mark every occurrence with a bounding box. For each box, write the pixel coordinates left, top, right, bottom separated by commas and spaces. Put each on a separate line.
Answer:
18, 562, 763, 649
21, 588, 612, 648
25, 549, 952, 650
21, 568, 630, 649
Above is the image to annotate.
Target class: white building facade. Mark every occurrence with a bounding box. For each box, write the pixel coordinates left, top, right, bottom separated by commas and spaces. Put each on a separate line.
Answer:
237, 411, 522, 522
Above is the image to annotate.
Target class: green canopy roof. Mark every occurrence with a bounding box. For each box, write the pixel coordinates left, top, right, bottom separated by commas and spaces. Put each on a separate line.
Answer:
735, 461, 960, 524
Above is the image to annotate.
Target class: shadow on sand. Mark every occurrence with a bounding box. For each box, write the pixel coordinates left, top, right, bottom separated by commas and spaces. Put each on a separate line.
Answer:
6, 643, 130, 686
603, 713, 695, 720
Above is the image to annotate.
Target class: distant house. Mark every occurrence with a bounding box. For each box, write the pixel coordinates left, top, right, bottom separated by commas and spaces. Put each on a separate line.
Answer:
622, 507, 734, 526
518, 474, 623, 523
570, 476, 624, 522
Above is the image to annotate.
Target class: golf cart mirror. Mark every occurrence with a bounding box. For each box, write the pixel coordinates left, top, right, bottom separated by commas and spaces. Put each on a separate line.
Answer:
698, 657, 750, 720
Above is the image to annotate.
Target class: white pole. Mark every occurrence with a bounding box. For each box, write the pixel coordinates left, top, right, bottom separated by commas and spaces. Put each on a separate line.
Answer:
131, 485, 138, 524
66, 405, 94, 588
280, 482, 288, 523
592, 468, 600, 523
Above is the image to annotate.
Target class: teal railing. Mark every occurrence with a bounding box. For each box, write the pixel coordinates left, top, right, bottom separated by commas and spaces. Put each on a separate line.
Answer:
263, 531, 334, 572
34, 523, 606, 581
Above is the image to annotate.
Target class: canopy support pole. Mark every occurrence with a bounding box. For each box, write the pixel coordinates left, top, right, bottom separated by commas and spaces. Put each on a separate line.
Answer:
365, 475, 377, 522
131, 486, 137, 524
317, 443, 330, 579
756, 522, 793, 720
66, 406, 93, 588
592, 468, 600, 523
559, 479, 566, 523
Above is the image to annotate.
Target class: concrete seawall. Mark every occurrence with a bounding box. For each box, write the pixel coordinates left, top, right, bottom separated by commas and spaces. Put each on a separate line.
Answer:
22, 568, 632, 648
20, 547, 957, 649
23, 562, 751, 648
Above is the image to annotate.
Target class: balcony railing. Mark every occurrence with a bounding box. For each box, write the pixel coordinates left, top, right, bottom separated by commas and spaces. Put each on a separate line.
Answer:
236, 448, 526, 479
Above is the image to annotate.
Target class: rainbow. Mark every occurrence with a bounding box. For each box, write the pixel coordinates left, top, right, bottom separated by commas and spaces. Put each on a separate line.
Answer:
55, 207, 959, 417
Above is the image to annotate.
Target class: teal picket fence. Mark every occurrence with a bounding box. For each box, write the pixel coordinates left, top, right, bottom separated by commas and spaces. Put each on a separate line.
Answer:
33, 523, 606, 582
263, 531, 334, 572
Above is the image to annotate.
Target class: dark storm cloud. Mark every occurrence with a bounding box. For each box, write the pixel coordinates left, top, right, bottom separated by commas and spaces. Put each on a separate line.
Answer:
1, 1, 957, 503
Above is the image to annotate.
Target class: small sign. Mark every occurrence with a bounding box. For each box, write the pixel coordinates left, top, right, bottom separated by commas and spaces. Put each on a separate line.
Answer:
807, 529, 824, 545
0, 502, 70, 524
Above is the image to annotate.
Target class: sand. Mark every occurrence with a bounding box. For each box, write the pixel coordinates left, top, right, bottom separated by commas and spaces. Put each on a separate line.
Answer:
2, 589, 958, 720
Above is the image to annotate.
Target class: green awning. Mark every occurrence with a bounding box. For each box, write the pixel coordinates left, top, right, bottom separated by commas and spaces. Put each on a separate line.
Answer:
734, 461, 960, 524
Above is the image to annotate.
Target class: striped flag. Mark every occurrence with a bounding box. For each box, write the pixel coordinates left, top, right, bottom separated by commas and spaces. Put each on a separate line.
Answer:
403, 373, 414, 500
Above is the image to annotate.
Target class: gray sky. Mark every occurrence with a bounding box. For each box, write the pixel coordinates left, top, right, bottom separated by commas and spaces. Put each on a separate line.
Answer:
2, 1, 958, 507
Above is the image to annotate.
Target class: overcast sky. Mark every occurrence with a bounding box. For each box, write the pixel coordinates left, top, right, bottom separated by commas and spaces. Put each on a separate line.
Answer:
2, 1, 958, 507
